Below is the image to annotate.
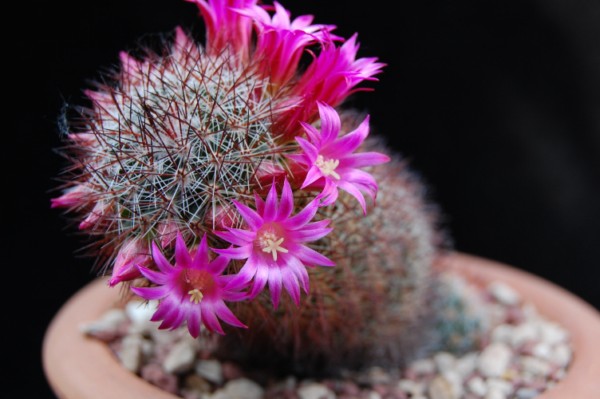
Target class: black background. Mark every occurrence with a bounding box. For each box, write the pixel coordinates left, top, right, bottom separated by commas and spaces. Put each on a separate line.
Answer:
8, 0, 600, 396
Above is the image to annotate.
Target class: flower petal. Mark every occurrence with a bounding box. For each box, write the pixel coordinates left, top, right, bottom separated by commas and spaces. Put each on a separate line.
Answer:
228, 256, 259, 286
249, 262, 269, 299
201, 306, 224, 335
281, 267, 301, 306
337, 180, 368, 214
262, 182, 279, 221
187, 307, 202, 338
152, 242, 173, 273
293, 222, 333, 242
213, 245, 253, 260
277, 179, 294, 220
300, 165, 324, 189
316, 102, 341, 144
268, 266, 283, 308
233, 200, 263, 230
300, 122, 322, 144
213, 300, 247, 329
287, 256, 310, 293
137, 266, 169, 285
342, 152, 390, 168
194, 234, 211, 267
285, 198, 319, 228
131, 286, 169, 300
326, 115, 370, 158
295, 245, 336, 267
214, 229, 255, 246
207, 255, 230, 275
175, 233, 193, 268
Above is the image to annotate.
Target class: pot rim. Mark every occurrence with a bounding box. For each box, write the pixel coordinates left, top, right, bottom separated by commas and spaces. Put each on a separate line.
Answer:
43, 252, 600, 399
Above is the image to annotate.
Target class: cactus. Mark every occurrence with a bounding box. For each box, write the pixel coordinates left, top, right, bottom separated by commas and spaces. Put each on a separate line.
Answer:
217, 129, 446, 374
53, 0, 465, 378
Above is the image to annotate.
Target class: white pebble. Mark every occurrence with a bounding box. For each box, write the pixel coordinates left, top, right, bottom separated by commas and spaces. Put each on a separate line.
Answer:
491, 324, 513, 344
521, 356, 551, 377
478, 343, 512, 377
510, 324, 538, 348
484, 387, 507, 399
467, 376, 487, 396
125, 300, 158, 333
410, 359, 436, 375
211, 378, 264, 399
366, 392, 382, 399
151, 328, 182, 346
442, 371, 463, 398
531, 342, 552, 360
80, 309, 127, 335
428, 375, 459, 399
118, 334, 143, 373
195, 360, 223, 385
455, 352, 478, 377
298, 382, 336, 399
489, 282, 521, 306
140, 339, 154, 357
486, 379, 513, 396
538, 321, 568, 345
551, 343, 572, 367
434, 352, 456, 373
397, 379, 424, 395
163, 339, 197, 374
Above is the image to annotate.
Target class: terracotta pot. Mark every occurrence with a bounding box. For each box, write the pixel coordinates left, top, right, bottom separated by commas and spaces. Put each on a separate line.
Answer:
43, 252, 600, 398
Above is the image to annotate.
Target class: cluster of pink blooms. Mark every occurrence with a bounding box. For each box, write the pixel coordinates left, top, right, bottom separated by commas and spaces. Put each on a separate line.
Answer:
53, 0, 389, 337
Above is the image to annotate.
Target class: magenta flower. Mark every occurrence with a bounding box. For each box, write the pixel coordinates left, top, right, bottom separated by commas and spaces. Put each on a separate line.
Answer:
78, 201, 108, 230
237, 1, 339, 88
291, 103, 390, 213
296, 34, 385, 106
51, 185, 90, 209
215, 179, 334, 308
132, 234, 247, 337
109, 238, 151, 287
276, 33, 385, 137
187, 0, 257, 60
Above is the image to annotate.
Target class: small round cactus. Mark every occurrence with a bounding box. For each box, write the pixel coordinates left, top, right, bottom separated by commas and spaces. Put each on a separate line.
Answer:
53, 0, 456, 376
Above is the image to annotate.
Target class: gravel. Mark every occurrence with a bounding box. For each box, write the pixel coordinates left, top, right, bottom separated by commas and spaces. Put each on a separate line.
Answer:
83, 277, 572, 398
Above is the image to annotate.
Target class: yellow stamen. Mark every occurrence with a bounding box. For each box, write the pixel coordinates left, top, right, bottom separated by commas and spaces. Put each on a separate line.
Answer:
259, 232, 288, 261
316, 155, 340, 180
188, 289, 204, 304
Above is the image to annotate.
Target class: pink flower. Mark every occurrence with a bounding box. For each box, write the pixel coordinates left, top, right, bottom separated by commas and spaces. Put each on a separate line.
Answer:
187, 0, 257, 60
237, 1, 339, 87
132, 234, 247, 337
51, 185, 90, 209
78, 201, 108, 230
109, 239, 151, 287
276, 34, 385, 137
291, 103, 390, 213
171, 26, 202, 68
156, 219, 179, 248
297, 34, 385, 106
215, 179, 334, 308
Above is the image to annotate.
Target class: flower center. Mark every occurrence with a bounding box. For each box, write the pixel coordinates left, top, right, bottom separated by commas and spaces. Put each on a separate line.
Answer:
188, 289, 204, 304
258, 230, 288, 261
181, 269, 215, 304
316, 155, 340, 180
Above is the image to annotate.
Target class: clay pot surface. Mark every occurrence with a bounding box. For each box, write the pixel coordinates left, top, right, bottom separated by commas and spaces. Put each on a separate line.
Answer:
43, 252, 600, 398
